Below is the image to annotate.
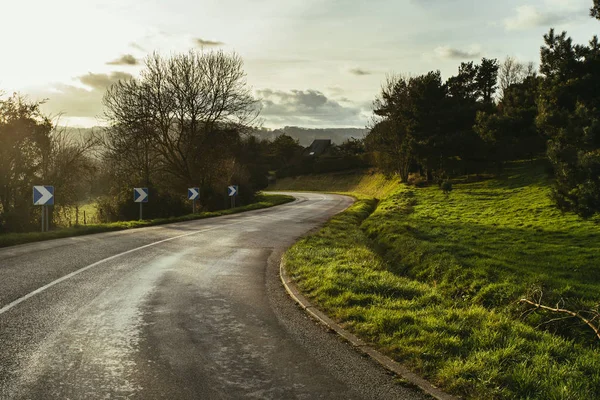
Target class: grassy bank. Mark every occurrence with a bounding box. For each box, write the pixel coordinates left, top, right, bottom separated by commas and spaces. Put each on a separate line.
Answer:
282, 164, 600, 399
0, 193, 293, 249
269, 169, 399, 199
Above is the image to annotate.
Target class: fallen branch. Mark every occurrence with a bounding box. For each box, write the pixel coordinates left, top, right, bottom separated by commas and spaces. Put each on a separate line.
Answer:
519, 298, 600, 341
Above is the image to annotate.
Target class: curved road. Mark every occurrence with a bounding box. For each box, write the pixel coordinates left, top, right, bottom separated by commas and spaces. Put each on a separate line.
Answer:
0, 193, 426, 400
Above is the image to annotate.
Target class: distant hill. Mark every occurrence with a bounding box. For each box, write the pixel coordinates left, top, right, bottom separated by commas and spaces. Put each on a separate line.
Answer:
59, 126, 101, 136
59, 126, 368, 147
252, 127, 368, 146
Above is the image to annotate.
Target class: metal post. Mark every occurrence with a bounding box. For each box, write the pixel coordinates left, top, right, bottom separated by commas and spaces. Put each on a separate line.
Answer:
41, 206, 45, 232
46, 206, 49, 232
140, 202, 143, 221
192, 199, 196, 214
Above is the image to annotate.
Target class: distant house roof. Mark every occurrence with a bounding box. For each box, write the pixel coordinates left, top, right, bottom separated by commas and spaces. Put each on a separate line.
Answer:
303, 139, 331, 157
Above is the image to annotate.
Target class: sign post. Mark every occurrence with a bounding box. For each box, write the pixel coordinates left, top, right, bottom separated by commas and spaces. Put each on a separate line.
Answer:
134, 188, 149, 220
228, 185, 238, 208
33, 186, 54, 232
188, 188, 200, 214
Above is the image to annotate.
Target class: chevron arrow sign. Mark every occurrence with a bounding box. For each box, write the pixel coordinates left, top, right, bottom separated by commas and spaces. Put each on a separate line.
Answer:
188, 188, 200, 200
228, 185, 238, 197
33, 186, 54, 206
134, 188, 149, 203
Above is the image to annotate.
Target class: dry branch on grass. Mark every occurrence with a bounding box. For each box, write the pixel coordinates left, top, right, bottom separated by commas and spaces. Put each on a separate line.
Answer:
519, 293, 600, 341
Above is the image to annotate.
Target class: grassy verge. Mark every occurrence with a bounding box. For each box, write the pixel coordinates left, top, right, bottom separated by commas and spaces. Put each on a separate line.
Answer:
283, 163, 600, 399
269, 169, 399, 199
0, 193, 293, 249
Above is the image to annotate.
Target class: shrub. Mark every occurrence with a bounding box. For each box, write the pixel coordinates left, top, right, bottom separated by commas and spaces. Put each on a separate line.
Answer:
441, 180, 453, 195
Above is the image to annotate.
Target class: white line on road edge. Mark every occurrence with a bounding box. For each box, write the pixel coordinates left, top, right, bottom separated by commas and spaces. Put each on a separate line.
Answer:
0, 221, 248, 316
0, 192, 335, 317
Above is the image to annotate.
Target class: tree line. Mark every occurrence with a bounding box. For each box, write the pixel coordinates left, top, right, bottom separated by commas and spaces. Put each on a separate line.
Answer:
0, 48, 365, 233
98, 50, 263, 221
366, 2, 600, 217
0, 96, 99, 232
0, 51, 316, 233
2, 1, 598, 232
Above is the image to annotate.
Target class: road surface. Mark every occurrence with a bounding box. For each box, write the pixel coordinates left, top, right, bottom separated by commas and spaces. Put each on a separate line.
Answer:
0, 193, 427, 400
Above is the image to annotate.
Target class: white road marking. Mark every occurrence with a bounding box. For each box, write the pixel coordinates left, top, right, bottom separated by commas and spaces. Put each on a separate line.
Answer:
0, 221, 247, 316
0, 193, 339, 316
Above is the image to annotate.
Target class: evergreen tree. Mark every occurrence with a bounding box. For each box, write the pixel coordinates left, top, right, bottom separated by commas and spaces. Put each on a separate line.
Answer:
537, 28, 600, 217
475, 75, 544, 164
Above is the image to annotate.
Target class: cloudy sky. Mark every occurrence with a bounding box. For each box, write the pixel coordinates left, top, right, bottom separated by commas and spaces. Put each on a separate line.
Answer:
1, 0, 597, 128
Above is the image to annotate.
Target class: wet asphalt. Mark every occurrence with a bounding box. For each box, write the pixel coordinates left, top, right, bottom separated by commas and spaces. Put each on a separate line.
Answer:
0, 193, 428, 400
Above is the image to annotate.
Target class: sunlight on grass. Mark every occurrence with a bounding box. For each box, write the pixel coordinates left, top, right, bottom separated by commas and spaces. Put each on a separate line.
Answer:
284, 161, 600, 399
269, 169, 399, 199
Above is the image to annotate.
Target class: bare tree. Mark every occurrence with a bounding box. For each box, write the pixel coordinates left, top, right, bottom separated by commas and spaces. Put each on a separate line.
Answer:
525, 61, 537, 78
498, 57, 537, 99
103, 79, 159, 186
103, 50, 260, 190
44, 122, 101, 226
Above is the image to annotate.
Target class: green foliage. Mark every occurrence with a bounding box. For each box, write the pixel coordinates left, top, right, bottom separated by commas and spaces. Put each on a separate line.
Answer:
271, 136, 369, 179
284, 163, 600, 399
336, 137, 366, 156
95, 187, 190, 222
0, 194, 292, 248
591, 0, 599, 19
440, 180, 452, 194
537, 28, 600, 217
0, 94, 53, 232
446, 61, 479, 102
269, 134, 303, 170
475, 76, 545, 163
370, 71, 449, 181
476, 58, 500, 107
236, 135, 271, 191
369, 58, 500, 183
365, 118, 412, 182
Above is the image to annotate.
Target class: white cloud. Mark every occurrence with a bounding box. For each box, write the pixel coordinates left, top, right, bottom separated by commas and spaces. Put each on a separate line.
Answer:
503, 5, 583, 31
35, 72, 133, 120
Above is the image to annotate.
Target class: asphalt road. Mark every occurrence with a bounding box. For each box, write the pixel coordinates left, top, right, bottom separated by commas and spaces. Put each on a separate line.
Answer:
0, 193, 428, 400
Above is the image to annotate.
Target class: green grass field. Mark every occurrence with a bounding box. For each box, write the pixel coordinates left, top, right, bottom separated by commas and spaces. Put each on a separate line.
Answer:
277, 162, 600, 400
0, 193, 293, 248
